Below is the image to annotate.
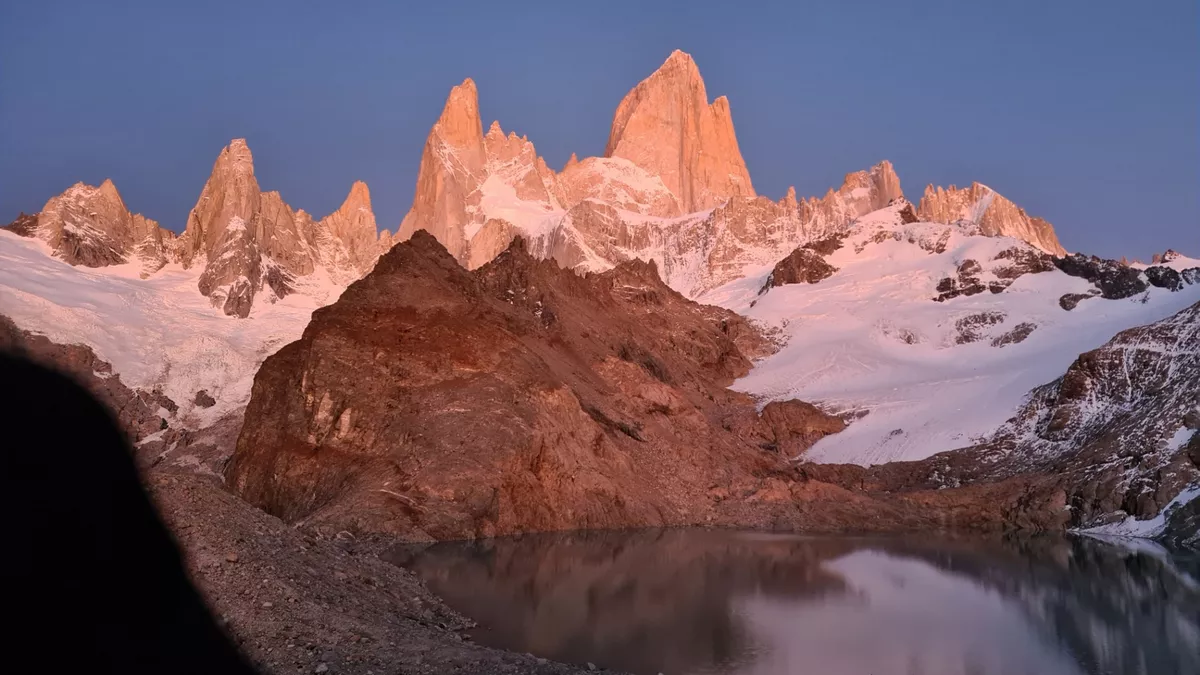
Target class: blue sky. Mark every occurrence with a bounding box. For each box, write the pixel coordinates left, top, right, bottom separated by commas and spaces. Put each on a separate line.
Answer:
1, 0, 1195, 259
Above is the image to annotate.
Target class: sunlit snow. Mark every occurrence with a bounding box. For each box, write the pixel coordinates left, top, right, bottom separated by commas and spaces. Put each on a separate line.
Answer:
0, 230, 339, 427
701, 206, 1200, 465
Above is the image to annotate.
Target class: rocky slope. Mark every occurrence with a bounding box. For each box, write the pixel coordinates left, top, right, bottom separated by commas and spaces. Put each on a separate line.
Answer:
711, 203, 1200, 465
226, 231, 854, 539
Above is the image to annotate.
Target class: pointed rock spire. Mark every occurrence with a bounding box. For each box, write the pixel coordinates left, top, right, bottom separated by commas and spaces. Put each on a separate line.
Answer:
562, 153, 579, 172
182, 138, 261, 268
604, 49, 755, 211
319, 180, 381, 275
396, 79, 490, 259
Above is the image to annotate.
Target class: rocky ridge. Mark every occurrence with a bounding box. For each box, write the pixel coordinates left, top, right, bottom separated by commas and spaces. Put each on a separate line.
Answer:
226, 231, 854, 538
390, 51, 1058, 299
918, 182, 1066, 256
6, 140, 392, 317
5, 180, 178, 275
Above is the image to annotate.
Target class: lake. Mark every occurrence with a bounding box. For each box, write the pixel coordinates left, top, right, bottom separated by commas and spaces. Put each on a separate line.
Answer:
387, 530, 1200, 675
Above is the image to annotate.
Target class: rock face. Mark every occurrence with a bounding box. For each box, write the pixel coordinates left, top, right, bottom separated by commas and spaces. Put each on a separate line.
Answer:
224, 233, 867, 540
395, 79, 491, 262
1054, 254, 1148, 299
604, 50, 755, 212
8, 181, 177, 275
386, 53, 1074, 302
918, 183, 1067, 256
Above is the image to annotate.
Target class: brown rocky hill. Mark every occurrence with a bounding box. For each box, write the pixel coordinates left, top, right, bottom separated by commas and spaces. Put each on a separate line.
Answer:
226, 232, 1103, 541
227, 230, 849, 539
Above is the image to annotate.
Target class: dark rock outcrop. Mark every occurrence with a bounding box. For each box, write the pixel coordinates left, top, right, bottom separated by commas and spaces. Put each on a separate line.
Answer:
1054, 254, 1147, 299
1059, 291, 1099, 311
933, 259, 987, 302
991, 322, 1037, 347
955, 312, 1005, 344
1145, 266, 1184, 291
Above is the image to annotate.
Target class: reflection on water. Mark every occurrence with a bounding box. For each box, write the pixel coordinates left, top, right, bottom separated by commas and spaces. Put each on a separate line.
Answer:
386, 531, 1200, 675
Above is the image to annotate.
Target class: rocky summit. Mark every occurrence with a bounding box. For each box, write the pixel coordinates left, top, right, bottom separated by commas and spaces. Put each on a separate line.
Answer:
604, 49, 755, 212
226, 231, 851, 539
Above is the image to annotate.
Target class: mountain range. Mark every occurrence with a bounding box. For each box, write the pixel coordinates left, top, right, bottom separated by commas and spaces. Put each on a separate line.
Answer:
2, 50, 1198, 546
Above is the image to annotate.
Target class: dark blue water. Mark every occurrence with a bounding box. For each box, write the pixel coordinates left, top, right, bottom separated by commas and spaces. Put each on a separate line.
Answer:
388, 530, 1200, 675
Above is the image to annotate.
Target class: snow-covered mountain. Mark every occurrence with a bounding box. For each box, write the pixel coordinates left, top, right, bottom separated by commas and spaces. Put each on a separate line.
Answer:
4, 139, 391, 318
2, 49, 1197, 540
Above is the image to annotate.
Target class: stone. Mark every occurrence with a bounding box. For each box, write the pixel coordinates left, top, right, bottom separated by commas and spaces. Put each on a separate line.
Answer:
226, 552, 239, 563
194, 390, 217, 408
991, 322, 1037, 348
1059, 292, 1096, 311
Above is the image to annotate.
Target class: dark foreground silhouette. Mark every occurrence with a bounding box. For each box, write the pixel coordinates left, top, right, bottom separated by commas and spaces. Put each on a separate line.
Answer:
2, 354, 256, 674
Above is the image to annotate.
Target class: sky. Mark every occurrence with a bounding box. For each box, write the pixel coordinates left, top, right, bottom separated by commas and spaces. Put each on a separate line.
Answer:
1, 0, 1196, 260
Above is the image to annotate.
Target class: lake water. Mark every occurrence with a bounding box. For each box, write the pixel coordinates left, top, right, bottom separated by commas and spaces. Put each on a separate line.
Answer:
388, 530, 1200, 675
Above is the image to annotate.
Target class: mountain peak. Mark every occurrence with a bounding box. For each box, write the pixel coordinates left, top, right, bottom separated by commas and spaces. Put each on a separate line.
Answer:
604, 50, 754, 211
917, 182, 1066, 255
656, 49, 702, 82
434, 79, 484, 150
